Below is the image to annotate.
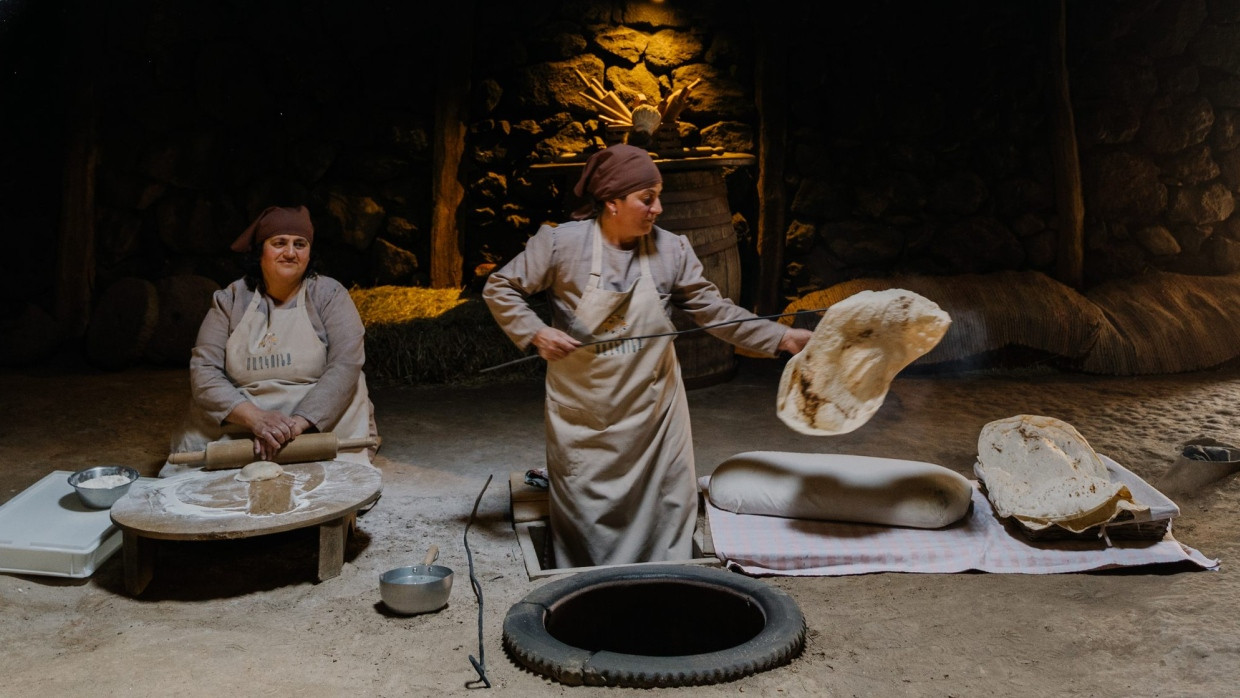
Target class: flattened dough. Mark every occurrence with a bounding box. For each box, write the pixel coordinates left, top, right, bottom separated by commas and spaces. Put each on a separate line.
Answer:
777, 289, 950, 436
236, 460, 284, 482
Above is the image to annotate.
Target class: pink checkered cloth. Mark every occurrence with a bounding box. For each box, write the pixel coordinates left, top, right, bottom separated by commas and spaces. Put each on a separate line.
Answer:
700, 478, 1219, 576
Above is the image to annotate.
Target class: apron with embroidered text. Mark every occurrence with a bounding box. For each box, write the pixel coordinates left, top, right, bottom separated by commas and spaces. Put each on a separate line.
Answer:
545, 224, 696, 568
163, 282, 372, 476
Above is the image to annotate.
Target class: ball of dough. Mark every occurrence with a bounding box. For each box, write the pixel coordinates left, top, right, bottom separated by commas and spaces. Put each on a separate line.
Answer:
236, 460, 284, 482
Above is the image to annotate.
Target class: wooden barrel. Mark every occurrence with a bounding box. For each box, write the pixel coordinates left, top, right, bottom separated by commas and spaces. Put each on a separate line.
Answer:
657, 168, 742, 389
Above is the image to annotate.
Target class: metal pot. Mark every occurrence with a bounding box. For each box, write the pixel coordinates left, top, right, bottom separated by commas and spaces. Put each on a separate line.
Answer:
68, 465, 140, 509
380, 545, 453, 615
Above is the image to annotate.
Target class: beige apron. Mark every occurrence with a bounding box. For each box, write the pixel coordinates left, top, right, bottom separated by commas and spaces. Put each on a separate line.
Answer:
162, 282, 372, 476
546, 224, 696, 567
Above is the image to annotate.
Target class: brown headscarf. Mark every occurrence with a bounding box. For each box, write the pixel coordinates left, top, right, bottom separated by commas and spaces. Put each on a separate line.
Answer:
571, 144, 662, 220
229, 205, 315, 252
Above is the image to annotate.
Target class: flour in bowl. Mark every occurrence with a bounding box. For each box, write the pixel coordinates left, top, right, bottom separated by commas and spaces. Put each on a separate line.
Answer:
79, 474, 132, 489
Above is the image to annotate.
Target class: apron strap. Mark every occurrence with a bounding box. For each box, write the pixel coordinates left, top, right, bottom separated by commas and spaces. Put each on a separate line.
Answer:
637, 233, 655, 280
589, 220, 605, 287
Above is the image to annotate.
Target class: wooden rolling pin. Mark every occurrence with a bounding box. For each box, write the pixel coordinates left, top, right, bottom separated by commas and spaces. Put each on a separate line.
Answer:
166, 432, 379, 470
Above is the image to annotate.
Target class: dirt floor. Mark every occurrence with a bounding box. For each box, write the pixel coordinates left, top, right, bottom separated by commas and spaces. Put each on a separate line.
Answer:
0, 353, 1237, 697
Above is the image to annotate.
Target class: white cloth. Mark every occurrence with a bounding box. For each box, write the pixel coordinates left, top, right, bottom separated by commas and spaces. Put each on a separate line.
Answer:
547, 225, 696, 567
701, 476, 1219, 576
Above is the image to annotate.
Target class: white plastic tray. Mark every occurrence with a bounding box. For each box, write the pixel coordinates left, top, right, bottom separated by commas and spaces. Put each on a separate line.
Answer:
0, 470, 156, 578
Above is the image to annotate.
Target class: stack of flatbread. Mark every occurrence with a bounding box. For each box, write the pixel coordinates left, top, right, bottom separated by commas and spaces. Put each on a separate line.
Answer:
975, 415, 1147, 534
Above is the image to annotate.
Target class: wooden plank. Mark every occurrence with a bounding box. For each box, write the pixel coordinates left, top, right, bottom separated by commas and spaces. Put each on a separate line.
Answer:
754, 10, 789, 315
529, 153, 756, 173
512, 512, 721, 581
508, 471, 549, 524
429, 0, 475, 289
1049, 0, 1085, 290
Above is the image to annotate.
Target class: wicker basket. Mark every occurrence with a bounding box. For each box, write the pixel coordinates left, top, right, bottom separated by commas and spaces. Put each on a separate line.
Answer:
998, 500, 1171, 542
976, 454, 1178, 543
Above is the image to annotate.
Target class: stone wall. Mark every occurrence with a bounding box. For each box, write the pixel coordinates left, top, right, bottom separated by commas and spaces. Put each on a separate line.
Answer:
5, 0, 1240, 346
461, 0, 761, 293
1071, 0, 1240, 282
89, 0, 437, 291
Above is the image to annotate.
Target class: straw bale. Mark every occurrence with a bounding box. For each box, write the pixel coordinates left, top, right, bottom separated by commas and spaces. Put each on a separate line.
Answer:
1079, 271, 1240, 375
349, 286, 546, 384
782, 271, 1105, 367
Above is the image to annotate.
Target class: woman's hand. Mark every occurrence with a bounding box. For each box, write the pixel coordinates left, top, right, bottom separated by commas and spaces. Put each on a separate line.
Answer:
531, 327, 582, 361
778, 327, 814, 355
227, 402, 305, 460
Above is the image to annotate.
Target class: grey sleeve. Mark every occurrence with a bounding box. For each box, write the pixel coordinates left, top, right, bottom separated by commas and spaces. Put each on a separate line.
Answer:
188, 285, 250, 424
293, 278, 366, 429
483, 225, 557, 350
668, 234, 786, 357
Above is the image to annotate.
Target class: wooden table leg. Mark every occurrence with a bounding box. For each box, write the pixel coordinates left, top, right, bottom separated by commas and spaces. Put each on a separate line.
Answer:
122, 531, 154, 596
317, 513, 354, 581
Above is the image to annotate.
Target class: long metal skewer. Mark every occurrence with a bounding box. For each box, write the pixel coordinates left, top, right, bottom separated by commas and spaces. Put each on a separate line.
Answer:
478, 307, 828, 374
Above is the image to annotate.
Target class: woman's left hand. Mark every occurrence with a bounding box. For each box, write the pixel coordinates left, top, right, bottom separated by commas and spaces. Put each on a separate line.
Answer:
227, 402, 310, 460
778, 328, 814, 355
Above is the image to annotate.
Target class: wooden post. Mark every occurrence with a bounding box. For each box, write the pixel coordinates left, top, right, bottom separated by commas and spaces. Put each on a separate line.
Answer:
1050, 0, 1085, 289
54, 1, 100, 337
754, 10, 789, 315
430, 0, 474, 290
317, 514, 352, 582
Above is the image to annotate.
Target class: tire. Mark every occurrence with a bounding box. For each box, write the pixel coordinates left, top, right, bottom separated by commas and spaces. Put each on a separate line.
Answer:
502, 564, 806, 688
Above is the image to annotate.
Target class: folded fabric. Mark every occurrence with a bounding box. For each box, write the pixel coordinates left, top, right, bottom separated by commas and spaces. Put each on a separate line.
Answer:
701, 477, 1218, 576
524, 468, 549, 489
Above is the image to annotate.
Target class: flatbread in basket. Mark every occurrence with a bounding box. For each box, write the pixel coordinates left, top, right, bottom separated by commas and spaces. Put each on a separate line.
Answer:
975, 415, 1150, 536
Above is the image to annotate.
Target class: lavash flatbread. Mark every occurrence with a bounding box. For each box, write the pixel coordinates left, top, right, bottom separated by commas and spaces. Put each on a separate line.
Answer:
975, 415, 1144, 533
776, 289, 950, 436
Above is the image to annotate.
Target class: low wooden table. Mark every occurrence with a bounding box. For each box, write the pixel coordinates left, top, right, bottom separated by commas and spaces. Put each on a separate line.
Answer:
110, 460, 382, 596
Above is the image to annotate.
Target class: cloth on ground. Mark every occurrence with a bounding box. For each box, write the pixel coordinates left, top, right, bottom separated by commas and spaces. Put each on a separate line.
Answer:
701, 476, 1218, 576
524, 468, 549, 489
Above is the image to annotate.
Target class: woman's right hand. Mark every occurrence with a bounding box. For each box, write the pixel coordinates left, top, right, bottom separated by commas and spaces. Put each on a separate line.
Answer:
227, 402, 300, 460
531, 327, 581, 361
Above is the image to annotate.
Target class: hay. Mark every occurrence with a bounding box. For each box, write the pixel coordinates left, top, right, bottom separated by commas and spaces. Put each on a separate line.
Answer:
1080, 271, 1240, 375
782, 271, 1106, 368
350, 286, 546, 385
353, 271, 1240, 383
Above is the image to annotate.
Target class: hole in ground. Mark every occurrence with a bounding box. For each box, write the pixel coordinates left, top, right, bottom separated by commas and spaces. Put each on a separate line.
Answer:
546, 580, 764, 656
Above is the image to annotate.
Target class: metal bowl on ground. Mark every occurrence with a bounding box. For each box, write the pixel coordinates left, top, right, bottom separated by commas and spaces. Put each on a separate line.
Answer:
380, 545, 453, 615
67, 466, 140, 509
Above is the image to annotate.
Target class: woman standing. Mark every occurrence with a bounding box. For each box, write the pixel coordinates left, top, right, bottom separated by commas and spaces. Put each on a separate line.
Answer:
485, 145, 811, 567
161, 205, 377, 476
